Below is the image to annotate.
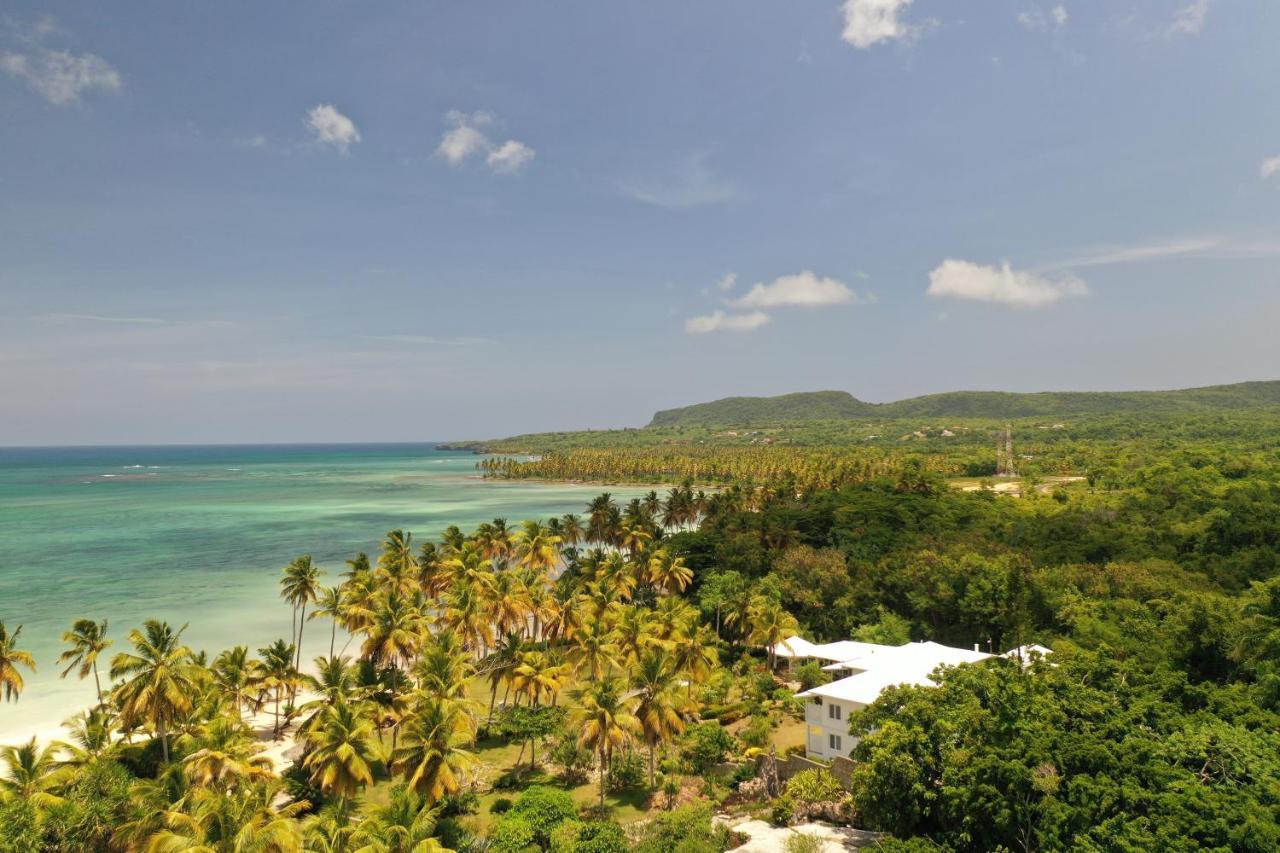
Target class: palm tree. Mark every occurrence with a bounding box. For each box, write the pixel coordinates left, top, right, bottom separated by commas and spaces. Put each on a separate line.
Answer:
569, 620, 620, 681
302, 697, 378, 800
180, 716, 274, 790
631, 650, 689, 788
58, 618, 112, 704
391, 697, 477, 804
648, 550, 694, 595
560, 513, 586, 549
414, 634, 472, 702
256, 639, 298, 740
311, 586, 345, 659
109, 620, 199, 763
0, 737, 67, 809
514, 519, 561, 573
143, 780, 307, 851
482, 632, 523, 725
748, 596, 801, 670
672, 625, 720, 697
378, 530, 419, 596
0, 621, 36, 703
212, 646, 257, 723
511, 650, 569, 709
569, 676, 639, 807
351, 784, 449, 853
281, 555, 323, 673
61, 706, 115, 768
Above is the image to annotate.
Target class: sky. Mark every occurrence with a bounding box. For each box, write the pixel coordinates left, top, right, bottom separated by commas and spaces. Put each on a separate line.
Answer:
2, 0, 1279, 445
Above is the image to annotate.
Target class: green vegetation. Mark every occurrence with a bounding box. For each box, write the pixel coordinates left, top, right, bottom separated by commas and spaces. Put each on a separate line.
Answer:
8, 402, 1280, 850
647, 379, 1280, 426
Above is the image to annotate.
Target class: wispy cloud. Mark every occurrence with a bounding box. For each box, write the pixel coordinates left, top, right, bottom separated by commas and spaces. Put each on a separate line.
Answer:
685, 310, 771, 334
361, 334, 495, 346
1262, 156, 1280, 181
41, 313, 166, 324
436, 111, 535, 175
1059, 235, 1280, 267
306, 104, 361, 155
927, 260, 1087, 308
1018, 5, 1068, 32
1, 47, 121, 105
618, 153, 740, 210
1168, 0, 1211, 36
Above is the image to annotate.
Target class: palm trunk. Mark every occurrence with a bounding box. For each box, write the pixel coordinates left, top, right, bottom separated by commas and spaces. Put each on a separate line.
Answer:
599, 747, 607, 807
274, 688, 282, 739
92, 661, 102, 704
159, 719, 169, 764
296, 603, 307, 674
649, 743, 656, 789
329, 620, 337, 659
488, 682, 498, 726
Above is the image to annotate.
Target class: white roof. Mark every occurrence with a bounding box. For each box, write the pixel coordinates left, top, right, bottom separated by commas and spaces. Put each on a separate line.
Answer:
798, 641, 994, 706
771, 635, 894, 662
1003, 644, 1054, 664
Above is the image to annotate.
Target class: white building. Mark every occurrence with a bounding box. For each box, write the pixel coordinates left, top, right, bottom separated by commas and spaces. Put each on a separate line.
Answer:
780, 637, 1015, 760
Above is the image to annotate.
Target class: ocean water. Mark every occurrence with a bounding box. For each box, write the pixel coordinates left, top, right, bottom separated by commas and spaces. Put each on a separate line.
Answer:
0, 443, 648, 743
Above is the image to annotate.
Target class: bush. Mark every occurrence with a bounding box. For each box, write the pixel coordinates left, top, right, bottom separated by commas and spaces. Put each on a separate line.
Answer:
511, 785, 578, 847
794, 660, 828, 692
281, 761, 324, 812
606, 749, 646, 791
785, 768, 844, 805
783, 831, 825, 853
489, 815, 538, 853
633, 802, 730, 853
0, 799, 41, 853
680, 722, 736, 773
550, 734, 595, 783
550, 819, 629, 853
739, 714, 773, 749
770, 795, 795, 827
491, 797, 515, 814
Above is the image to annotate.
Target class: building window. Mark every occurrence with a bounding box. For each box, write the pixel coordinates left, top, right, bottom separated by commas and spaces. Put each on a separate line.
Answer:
827, 703, 842, 721
828, 734, 842, 752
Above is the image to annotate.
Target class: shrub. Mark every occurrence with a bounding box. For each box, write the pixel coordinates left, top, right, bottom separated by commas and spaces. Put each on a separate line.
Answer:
281, 761, 324, 812
739, 714, 773, 749
489, 815, 538, 853
785, 768, 844, 805
550, 819, 629, 853
491, 797, 515, 814
511, 785, 578, 847
633, 802, 729, 853
550, 735, 595, 784
770, 794, 795, 827
606, 749, 645, 792
680, 722, 736, 773
783, 831, 825, 853
794, 660, 827, 691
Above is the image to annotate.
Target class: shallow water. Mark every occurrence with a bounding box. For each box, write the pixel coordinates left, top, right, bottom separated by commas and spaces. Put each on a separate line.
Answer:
0, 443, 647, 742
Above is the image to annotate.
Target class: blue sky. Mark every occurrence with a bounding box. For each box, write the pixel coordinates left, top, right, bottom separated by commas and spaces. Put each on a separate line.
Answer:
2, 0, 1279, 444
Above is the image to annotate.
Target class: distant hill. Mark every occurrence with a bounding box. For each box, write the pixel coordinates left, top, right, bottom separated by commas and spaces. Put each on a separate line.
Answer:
647, 381, 1280, 426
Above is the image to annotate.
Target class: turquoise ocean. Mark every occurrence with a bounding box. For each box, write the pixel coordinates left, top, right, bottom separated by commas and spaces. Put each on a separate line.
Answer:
0, 443, 648, 744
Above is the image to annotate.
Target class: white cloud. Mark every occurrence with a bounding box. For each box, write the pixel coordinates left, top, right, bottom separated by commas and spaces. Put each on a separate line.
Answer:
306, 104, 360, 154
841, 0, 915, 49
927, 260, 1088, 308
0, 48, 121, 105
1169, 0, 1211, 36
437, 111, 534, 174
1017, 5, 1068, 32
1261, 156, 1280, 180
619, 153, 739, 209
42, 313, 165, 324
716, 273, 738, 292
732, 271, 866, 309
487, 139, 535, 174
684, 310, 771, 334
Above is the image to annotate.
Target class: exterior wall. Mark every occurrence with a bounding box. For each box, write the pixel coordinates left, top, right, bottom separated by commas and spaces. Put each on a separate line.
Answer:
803, 696, 864, 759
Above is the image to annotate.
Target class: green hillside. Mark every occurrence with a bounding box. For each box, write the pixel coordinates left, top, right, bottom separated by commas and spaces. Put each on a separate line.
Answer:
647, 380, 1280, 426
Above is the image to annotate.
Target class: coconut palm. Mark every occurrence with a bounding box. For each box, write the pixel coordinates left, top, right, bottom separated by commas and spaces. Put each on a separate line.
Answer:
256, 639, 298, 739
351, 784, 449, 853
481, 632, 523, 725
0, 737, 67, 809
109, 620, 199, 763
58, 617, 112, 704
672, 625, 720, 696
748, 596, 801, 670
568, 621, 620, 681
61, 706, 115, 768
0, 621, 36, 703
281, 555, 323, 673
414, 633, 473, 702
511, 649, 570, 708
560, 513, 586, 549
514, 519, 561, 573
631, 650, 689, 788
181, 716, 274, 790
648, 549, 694, 595
569, 676, 639, 807
391, 697, 477, 804
302, 697, 378, 800
212, 646, 257, 723
143, 779, 307, 851
378, 530, 419, 596
311, 586, 345, 659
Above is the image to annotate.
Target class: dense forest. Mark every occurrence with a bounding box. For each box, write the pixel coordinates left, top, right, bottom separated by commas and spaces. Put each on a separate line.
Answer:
4, 414, 1280, 851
